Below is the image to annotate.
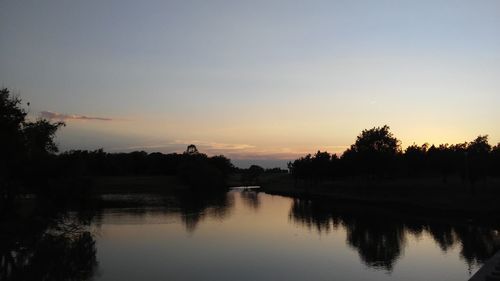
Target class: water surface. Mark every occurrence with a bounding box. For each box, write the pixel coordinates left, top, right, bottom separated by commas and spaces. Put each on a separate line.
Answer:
3, 190, 500, 281
89, 190, 499, 281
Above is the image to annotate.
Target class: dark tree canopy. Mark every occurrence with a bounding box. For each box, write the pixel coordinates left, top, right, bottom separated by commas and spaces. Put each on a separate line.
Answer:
1, 89, 64, 170
289, 125, 500, 184
351, 125, 401, 155
185, 144, 199, 155
23, 119, 65, 157
0, 88, 64, 202
467, 135, 491, 155
1, 88, 28, 173
347, 125, 401, 177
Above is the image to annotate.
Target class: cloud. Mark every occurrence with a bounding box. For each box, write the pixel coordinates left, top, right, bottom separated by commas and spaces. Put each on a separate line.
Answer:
104, 139, 352, 167
174, 140, 256, 151
108, 140, 350, 160
40, 111, 112, 121
110, 140, 256, 153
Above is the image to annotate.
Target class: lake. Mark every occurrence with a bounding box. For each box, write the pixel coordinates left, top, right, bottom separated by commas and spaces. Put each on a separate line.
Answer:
88, 190, 500, 281
3, 189, 500, 281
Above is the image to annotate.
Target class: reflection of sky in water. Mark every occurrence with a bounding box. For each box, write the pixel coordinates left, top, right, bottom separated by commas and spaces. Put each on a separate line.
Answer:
89, 191, 496, 281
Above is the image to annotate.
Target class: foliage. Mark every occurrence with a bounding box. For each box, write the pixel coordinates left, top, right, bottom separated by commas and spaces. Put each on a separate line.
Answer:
289, 125, 500, 184
0, 88, 65, 202
56, 145, 235, 190
348, 125, 401, 177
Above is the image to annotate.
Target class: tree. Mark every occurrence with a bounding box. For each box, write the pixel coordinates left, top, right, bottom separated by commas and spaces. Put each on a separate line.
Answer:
0, 88, 27, 179
352, 125, 400, 155
491, 144, 500, 177
348, 125, 401, 178
466, 135, 491, 184
241, 165, 265, 185
185, 144, 199, 155
311, 151, 331, 182
23, 119, 65, 157
208, 155, 234, 176
288, 154, 313, 183
0, 88, 64, 202
404, 143, 428, 176
178, 145, 230, 189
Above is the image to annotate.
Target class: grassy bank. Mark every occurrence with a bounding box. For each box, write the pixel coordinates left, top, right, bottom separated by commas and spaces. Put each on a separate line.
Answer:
252, 174, 500, 213
70, 174, 500, 213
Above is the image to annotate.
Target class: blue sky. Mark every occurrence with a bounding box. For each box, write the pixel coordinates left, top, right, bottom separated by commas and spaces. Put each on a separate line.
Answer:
1, 0, 500, 167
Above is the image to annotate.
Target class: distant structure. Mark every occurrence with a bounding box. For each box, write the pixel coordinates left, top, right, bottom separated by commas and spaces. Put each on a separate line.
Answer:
185, 144, 199, 155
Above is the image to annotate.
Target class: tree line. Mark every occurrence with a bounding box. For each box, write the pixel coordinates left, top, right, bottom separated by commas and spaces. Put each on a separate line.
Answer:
3, 87, 499, 205
56, 147, 234, 186
0, 89, 235, 207
288, 125, 500, 184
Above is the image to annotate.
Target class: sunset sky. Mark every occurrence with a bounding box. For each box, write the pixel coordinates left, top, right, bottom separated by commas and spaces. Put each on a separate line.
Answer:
1, 0, 500, 167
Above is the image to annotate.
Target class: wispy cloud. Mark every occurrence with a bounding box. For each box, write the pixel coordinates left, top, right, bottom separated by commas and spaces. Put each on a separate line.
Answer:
107, 140, 349, 161
40, 111, 113, 121
110, 140, 256, 153
173, 140, 256, 151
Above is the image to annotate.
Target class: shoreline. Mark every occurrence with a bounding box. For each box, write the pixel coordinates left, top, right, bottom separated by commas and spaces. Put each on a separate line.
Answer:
38, 174, 500, 214
255, 174, 500, 214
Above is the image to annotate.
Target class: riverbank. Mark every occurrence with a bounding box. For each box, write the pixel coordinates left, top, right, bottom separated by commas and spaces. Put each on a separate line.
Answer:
91, 176, 189, 194
254, 174, 500, 213
64, 174, 500, 213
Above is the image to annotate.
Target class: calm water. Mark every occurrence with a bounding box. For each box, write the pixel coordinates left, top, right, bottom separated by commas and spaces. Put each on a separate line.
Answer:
3, 190, 500, 281
88, 190, 500, 281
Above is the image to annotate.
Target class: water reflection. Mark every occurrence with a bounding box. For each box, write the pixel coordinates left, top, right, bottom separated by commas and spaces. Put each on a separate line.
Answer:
3, 191, 500, 280
289, 197, 500, 271
240, 190, 261, 211
174, 190, 234, 232
0, 210, 98, 281
94, 190, 234, 233
0, 190, 234, 281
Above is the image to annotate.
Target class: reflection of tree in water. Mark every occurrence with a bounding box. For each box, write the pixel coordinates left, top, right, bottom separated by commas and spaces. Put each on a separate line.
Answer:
289, 198, 500, 272
289, 198, 339, 234
93, 191, 235, 233
291, 197, 405, 270
454, 226, 500, 266
0, 211, 98, 281
240, 191, 261, 211
176, 190, 234, 233
426, 224, 500, 272
343, 215, 406, 271
427, 224, 456, 251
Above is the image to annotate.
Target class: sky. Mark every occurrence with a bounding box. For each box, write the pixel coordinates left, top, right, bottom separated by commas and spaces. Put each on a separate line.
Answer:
1, 0, 500, 168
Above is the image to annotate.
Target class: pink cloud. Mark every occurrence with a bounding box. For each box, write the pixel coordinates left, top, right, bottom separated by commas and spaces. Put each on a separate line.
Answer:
40, 111, 112, 121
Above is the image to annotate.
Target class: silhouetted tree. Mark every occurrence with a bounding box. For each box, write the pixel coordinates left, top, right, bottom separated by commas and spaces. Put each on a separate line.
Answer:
0, 88, 64, 204
0, 89, 26, 178
347, 125, 401, 178
491, 143, 500, 177
208, 155, 235, 176
287, 151, 339, 185
177, 146, 234, 189
466, 135, 491, 185
288, 154, 313, 184
264, 167, 288, 174
241, 165, 265, 185
290, 126, 500, 187
404, 143, 428, 177
311, 151, 331, 183
185, 144, 199, 155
